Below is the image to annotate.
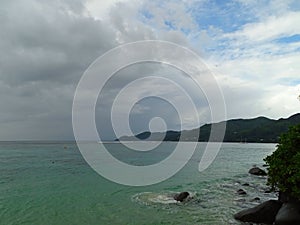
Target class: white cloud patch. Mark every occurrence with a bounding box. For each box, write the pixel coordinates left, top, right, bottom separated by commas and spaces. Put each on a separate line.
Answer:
85, 0, 133, 20
228, 11, 300, 43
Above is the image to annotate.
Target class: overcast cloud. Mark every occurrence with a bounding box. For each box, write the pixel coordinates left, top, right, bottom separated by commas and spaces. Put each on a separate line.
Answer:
0, 0, 299, 140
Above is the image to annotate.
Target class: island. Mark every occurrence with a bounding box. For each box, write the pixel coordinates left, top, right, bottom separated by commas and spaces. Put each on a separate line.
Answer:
116, 113, 300, 143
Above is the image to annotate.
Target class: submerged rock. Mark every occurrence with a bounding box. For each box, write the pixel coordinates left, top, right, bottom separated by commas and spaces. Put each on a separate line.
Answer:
250, 197, 261, 202
234, 200, 282, 224
173, 192, 189, 202
237, 189, 247, 195
249, 167, 267, 176
275, 202, 300, 225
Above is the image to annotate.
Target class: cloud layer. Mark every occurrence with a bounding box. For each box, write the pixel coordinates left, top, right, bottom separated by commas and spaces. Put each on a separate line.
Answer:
0, 0, 299, 140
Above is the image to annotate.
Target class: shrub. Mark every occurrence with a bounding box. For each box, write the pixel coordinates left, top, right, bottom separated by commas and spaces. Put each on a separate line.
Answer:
264, 124, 300, 199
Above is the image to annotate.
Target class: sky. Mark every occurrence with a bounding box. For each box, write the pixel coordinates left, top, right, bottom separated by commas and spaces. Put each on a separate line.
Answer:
0, 0, 300, 140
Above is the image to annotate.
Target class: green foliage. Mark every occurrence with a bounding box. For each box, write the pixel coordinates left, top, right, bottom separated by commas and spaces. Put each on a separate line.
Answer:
264, 124, 300, 199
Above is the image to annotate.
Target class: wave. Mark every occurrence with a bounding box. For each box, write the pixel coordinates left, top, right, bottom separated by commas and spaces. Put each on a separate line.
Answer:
132, 191, 197, 205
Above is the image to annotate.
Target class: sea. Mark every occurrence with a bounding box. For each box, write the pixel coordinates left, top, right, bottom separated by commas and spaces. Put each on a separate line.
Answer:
0, 142, 277, 225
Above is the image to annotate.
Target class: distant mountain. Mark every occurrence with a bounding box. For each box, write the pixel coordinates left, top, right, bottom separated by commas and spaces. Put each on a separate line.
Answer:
117, 113, 300, 143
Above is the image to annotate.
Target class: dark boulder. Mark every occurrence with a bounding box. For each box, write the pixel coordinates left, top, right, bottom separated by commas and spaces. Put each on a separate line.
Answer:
250, 197, 261, 202
234, 200, 282, 224
237, 189, 247, 195
174, 192, 189, 202
249, 167, 267, 176
275, 202, 300, 225
242, 183, 250, 186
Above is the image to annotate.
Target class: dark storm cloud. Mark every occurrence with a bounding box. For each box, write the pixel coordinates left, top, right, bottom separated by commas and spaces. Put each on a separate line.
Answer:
0, 0, 236, 141
0, 0, 121, 140
0, 0, 169, 140
0, 0, 117, 86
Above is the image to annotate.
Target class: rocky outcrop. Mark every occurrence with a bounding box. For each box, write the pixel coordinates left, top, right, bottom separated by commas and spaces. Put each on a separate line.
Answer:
173, 192, 189, 202
234, 200, 282, 224
234, 184, 300, 224
234, 167, 300, 224
249, 167, 267, 176
275, 202, 300, 225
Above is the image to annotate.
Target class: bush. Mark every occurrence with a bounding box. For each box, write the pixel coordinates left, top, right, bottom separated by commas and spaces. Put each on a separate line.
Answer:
264, 124, 300, 199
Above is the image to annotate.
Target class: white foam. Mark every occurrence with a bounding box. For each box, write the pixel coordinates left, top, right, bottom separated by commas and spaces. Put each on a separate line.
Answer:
148, 194, 177, 204
133, 191, 197, 205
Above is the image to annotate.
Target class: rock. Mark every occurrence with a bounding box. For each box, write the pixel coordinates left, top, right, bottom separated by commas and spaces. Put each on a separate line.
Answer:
249, 167, 267, 176
242, 183, 250, 186
275, 202, 300, 225
174, 192, 189, 202
264, 189, 272, 193
237, 189, 247, 195
250, 197, 261, 202
234, 200, 282, 224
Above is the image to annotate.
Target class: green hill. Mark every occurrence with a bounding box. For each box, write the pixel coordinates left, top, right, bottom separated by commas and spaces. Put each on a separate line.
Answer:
117, 113, 300, 143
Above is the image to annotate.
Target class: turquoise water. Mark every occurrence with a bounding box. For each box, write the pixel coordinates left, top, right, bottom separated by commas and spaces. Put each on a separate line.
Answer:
0, 142, 277, 225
